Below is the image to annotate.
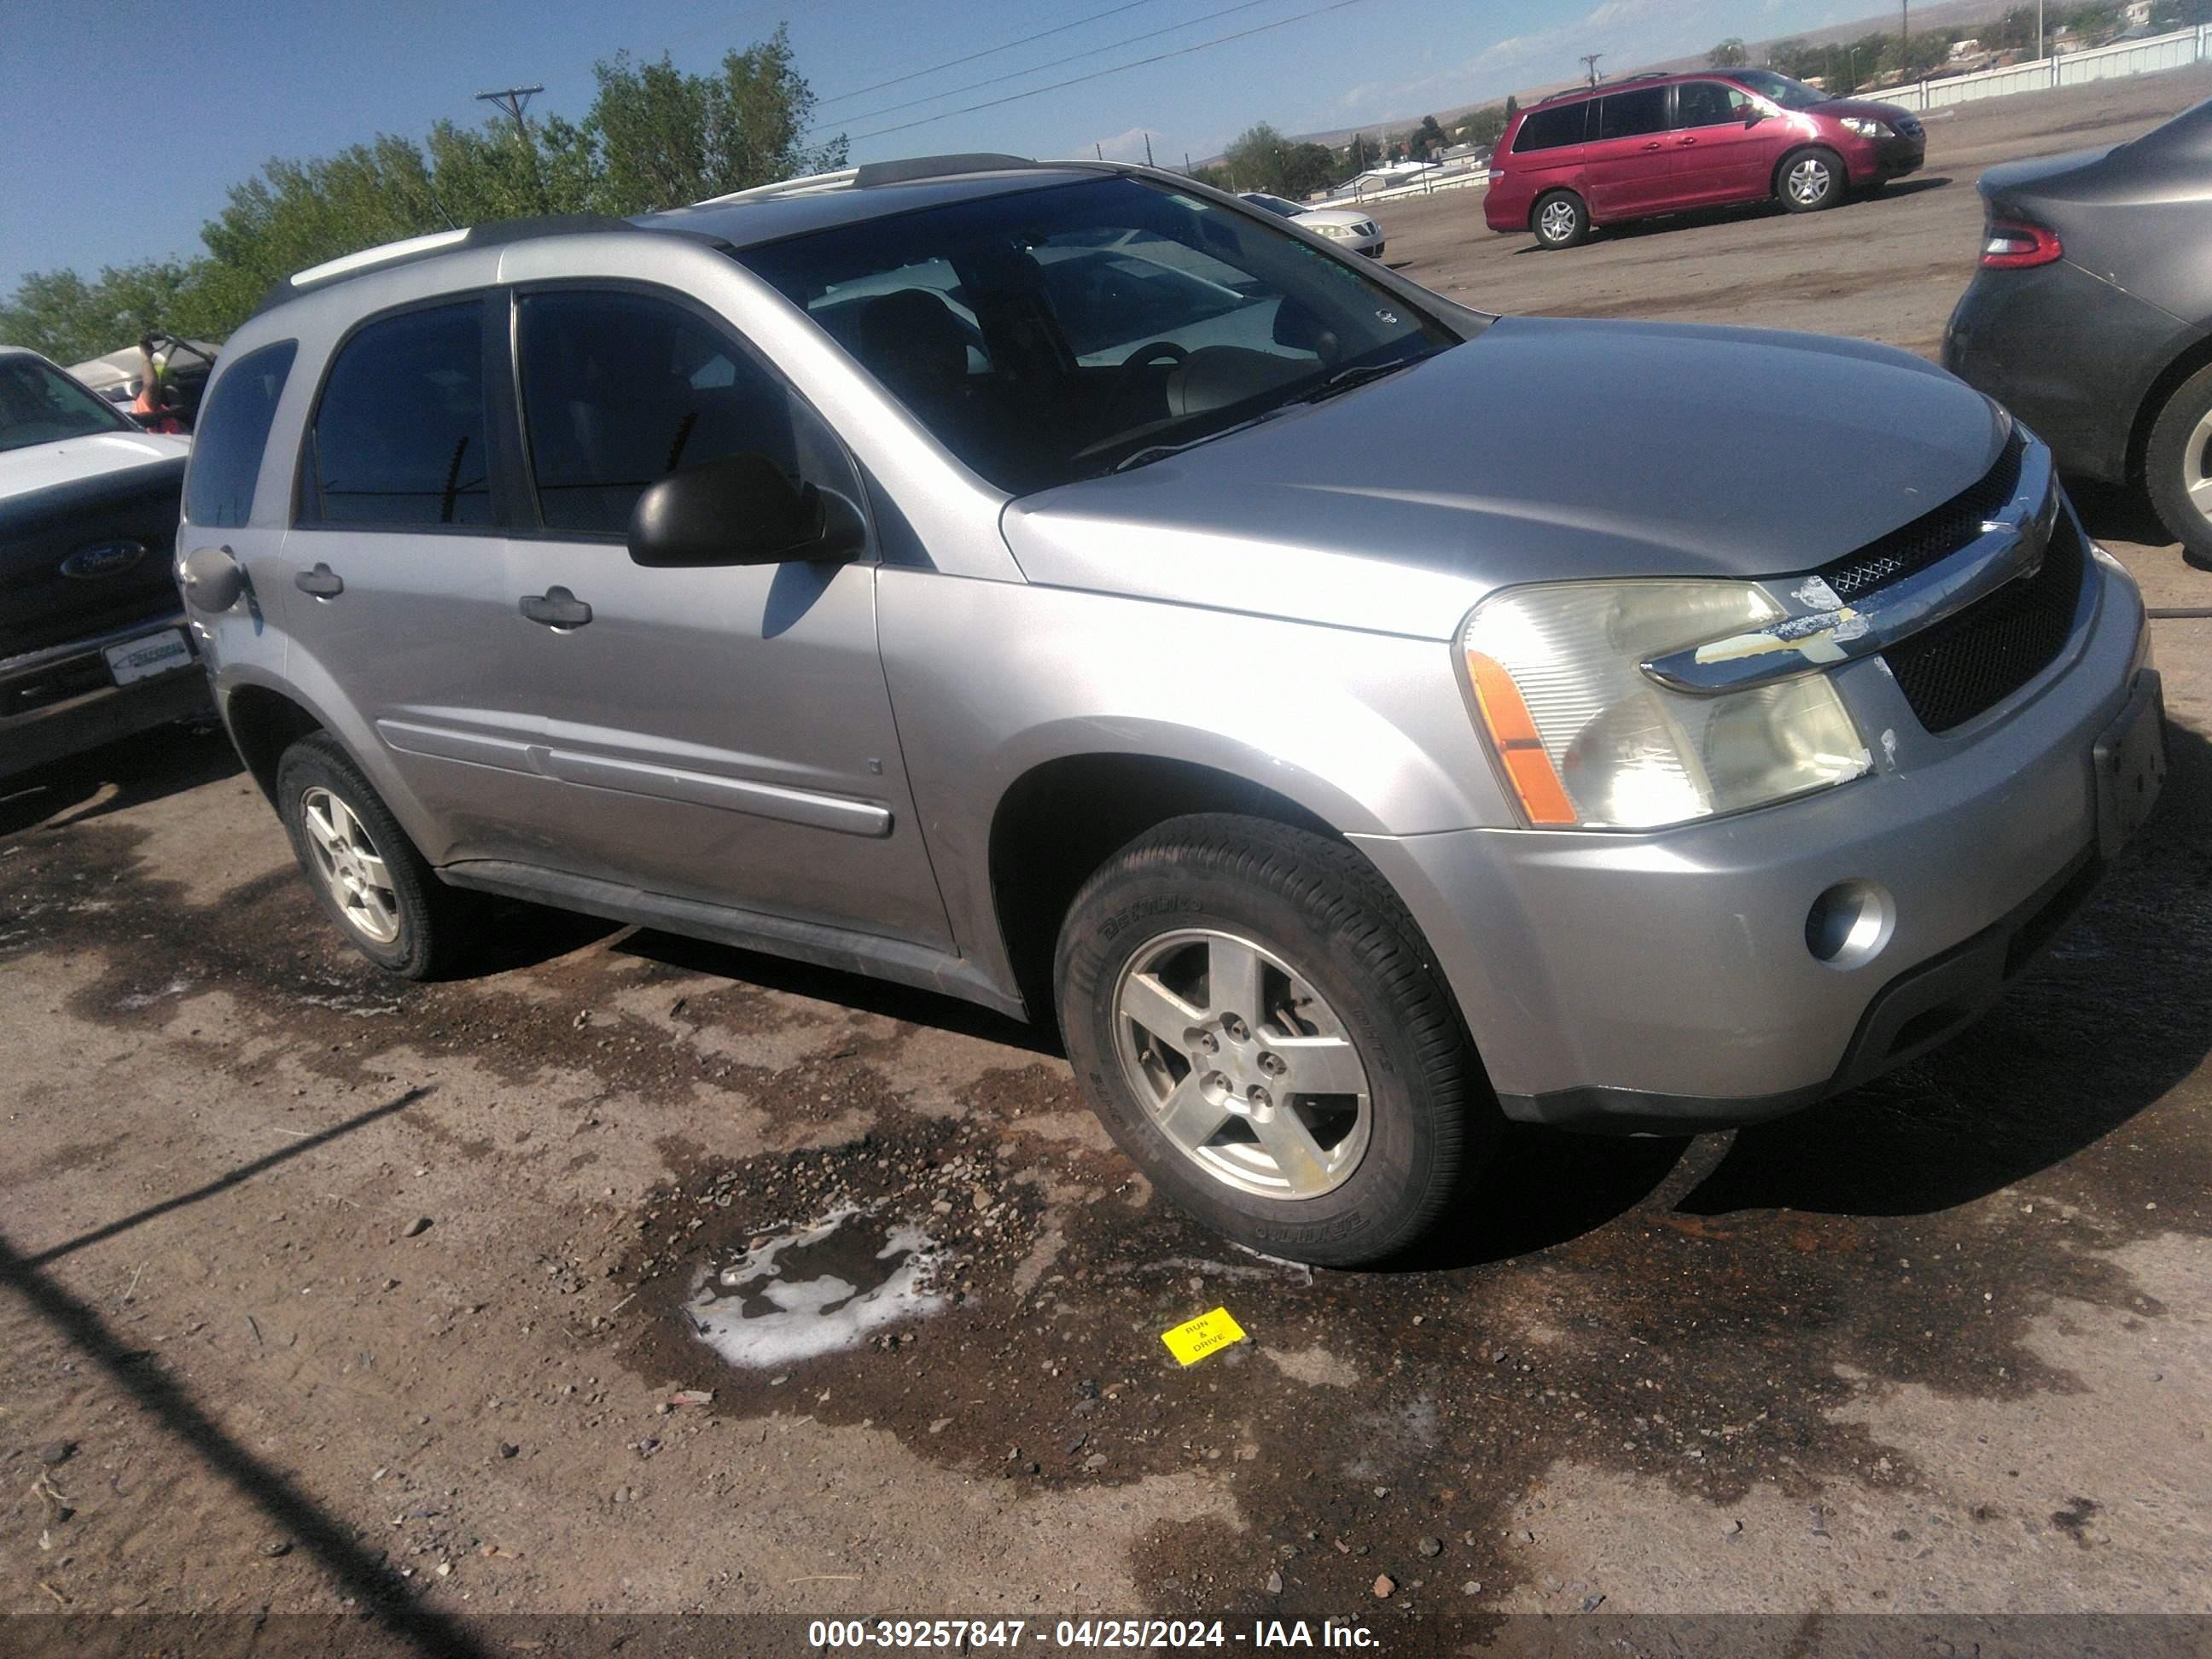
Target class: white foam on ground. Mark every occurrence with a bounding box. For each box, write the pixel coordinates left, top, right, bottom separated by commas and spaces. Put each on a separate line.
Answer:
686, 1206, 946, 1371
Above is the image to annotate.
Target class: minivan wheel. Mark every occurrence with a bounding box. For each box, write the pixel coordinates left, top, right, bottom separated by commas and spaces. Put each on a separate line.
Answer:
275, 733, 469, 978
2145, 361, 2212, 569
1532, 191, 1590, 249
1778, 148, 1843, 212
1055, 814, 1496, 1266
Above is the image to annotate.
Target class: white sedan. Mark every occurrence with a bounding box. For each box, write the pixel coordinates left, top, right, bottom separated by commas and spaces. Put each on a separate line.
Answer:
1237, 193, 1384, 258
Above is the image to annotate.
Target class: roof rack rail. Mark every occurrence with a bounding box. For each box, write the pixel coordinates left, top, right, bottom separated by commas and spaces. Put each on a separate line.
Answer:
695, 167, 860, 206
250, 213, 689, 319
1618, 71, 1670, 83
1535, 86, 1592, 103
851, 153, 1039, 189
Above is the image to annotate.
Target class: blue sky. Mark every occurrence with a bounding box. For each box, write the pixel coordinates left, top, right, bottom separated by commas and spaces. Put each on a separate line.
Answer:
2, 0, 1861, 288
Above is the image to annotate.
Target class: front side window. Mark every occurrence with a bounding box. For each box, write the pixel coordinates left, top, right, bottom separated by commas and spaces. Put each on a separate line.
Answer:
1513, 102, 1592, 153
303, 302, 492, 527
737, 175, 1457, 494
1726, 69, 1830, 110
185, 341, 297, 527
1674, 81, 1750, 129
1598, 87, 1668, 141
515, 288, 856, 536
0, 353, 135, 453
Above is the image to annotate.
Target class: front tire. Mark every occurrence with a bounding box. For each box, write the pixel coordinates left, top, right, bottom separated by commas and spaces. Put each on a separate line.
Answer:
1778, 147, 1844, 212
2145, 361, 2212, 570
1055, 815, 1497, 1266
1532, 190, 1590, 250
275, 732, 470, 979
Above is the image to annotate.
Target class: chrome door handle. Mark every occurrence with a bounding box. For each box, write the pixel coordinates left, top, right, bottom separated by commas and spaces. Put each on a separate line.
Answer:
294, 562, 344, 598
519, 587, 592, 629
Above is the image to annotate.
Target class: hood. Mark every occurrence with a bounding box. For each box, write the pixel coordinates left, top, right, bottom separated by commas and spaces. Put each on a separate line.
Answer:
1817, 97, 1920, 126
1000, 316, 2006, 639
0, 428, 191, 500
1294, 207, 1374, 228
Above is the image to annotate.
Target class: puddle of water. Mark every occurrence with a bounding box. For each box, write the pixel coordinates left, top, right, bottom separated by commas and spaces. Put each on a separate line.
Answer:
685, 1205, 946, 1371
118, 975, 193, 1010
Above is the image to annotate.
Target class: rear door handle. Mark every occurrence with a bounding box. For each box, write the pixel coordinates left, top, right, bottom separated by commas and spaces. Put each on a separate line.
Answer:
1676, 137, 1697, 146
1642, 141, 1662, 150
294, 562, 344, 598
520, 586, 592, 629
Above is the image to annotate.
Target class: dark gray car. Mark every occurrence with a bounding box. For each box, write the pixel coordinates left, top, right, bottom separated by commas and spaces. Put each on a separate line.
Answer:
1943, 94, 2212, 566
175, 157, 2163, 1265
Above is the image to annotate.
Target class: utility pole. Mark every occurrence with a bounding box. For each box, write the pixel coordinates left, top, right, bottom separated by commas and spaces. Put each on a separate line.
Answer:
1901, 0, 1910, 80
1580, 52, 1604, 85
1144, 133, 1154, 166
475, 84, 549, 214
1096, 143, 1104, 159
2037, 0, 2045, 61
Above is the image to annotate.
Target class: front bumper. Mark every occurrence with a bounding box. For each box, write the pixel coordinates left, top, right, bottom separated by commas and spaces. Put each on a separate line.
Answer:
0, 614, 211, 783
1353, 548, 2151, 1131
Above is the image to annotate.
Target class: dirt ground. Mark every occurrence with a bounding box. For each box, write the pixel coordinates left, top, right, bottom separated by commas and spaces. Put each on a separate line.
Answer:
4, 67, 2211, 1658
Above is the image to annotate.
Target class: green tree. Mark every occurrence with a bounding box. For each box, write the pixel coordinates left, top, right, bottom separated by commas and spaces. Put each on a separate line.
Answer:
2066, 3, 2122, 40
1708, 37, 1749, 67
1342, 132, 1379, 175
2151, 0, 2211, 26
1225, 122, 1321, 195
1459, 103, 1510, 148
0, 25, 840, 352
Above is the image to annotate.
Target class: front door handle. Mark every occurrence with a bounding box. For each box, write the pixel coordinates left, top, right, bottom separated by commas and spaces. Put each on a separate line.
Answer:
294, 562, 344, 598
1642, 141, 1662, 150
1676, 136, 1697, 146
520, 586, 592, 629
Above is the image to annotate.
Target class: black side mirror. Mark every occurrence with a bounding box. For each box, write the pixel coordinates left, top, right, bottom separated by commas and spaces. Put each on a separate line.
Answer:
627, 452, 858, 568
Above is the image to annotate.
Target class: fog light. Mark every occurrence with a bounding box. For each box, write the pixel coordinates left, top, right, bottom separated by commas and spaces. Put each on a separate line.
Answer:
1806, 880, 1893, 969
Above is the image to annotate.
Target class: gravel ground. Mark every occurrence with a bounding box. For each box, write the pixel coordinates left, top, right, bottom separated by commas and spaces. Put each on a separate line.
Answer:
3, 67, 2209, 1656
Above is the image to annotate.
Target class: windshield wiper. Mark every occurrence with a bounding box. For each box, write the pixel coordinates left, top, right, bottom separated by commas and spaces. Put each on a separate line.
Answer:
1300, 358, 1417, 405
1105, 408, 1289, 474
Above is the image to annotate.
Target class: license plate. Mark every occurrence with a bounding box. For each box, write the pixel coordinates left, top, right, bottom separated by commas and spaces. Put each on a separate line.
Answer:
102, 628, 193, 686
2093, 671, 2167, 859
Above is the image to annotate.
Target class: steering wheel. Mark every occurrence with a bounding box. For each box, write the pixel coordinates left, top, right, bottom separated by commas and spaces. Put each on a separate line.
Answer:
1116, 341, 1190, 385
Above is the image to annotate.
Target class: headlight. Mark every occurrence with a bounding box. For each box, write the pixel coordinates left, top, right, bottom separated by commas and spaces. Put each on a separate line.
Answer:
1313, 222, 1356, 239
1459, 581, 1871, 830
1841, 116, 1894, 138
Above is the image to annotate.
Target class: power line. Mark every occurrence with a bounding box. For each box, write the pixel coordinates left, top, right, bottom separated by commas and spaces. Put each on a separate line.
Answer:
807, 0, 1275, 134
844, 0, 1380, 144
814, 0, 1168, 109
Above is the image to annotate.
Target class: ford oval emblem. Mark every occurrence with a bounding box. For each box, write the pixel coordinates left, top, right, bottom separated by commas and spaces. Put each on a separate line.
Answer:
61, 538, 148, 579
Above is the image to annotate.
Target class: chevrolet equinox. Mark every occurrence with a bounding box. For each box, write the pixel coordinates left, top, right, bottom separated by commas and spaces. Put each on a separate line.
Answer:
175, 155, 2165, 1265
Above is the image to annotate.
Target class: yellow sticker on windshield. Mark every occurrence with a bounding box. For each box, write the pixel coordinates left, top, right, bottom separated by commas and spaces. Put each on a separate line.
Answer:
1161, 1307, 1246, 1366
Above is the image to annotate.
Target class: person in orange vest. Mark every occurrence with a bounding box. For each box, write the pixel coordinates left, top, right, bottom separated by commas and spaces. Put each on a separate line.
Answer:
131, 335, 184, 434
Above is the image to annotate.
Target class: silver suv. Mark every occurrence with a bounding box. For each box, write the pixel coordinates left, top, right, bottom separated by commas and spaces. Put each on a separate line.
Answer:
177, 155, 2165, 1265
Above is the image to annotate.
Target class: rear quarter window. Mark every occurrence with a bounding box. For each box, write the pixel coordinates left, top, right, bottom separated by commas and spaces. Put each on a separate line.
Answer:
1512, 102, 1592, 154
183, 341, 297, 527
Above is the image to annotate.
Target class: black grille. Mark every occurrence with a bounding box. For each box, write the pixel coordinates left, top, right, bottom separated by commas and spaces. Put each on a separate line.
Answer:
1811, 428, 2029, 603
1883, 510, 2086, 734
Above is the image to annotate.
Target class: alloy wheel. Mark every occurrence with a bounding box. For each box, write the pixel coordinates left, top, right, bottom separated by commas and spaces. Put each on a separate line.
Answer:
1787, 157, 1833, 206
300, 785, 402, 946
1110, 928, 1372, 1200
2184, 407, 2212, 533
1539, 200, 1579, 243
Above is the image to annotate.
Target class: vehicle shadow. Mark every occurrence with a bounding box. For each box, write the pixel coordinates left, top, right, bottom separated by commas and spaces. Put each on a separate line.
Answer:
613, 928, 1059, 1056
0, 722, 242, 839
1508, 174, 1954, 254
1679, 715, 2212, 1219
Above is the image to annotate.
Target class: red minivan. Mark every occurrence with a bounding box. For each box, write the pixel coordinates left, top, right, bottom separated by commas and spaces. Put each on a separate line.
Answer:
1484, 68, 1925, 249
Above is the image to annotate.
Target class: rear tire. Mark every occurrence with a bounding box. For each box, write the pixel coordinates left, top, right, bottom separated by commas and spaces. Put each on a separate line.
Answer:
1055, 814, 1498, 1266
1531, 190, 1590, 250
2145, 361, 2212, 571
275, 732, 472, 979
1778, 147, 1845, 212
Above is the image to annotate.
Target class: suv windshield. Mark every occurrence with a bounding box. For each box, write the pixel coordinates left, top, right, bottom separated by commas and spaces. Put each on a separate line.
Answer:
1725, 68, 1832, 111
738, 176, 1457, 493
0, 353, 136, 454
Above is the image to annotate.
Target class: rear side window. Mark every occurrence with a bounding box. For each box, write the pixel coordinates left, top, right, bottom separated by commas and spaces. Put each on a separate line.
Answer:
184, 341, 296, 527
515, 288, 855, 536
1598, 87, 1668, 141
302, 303, 492, 527
1511, 102, 1592, 154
